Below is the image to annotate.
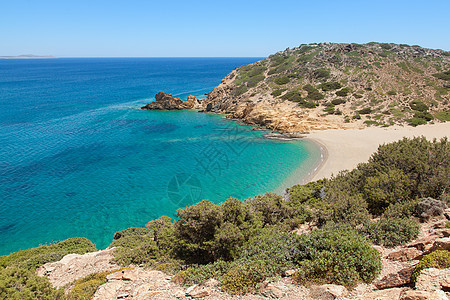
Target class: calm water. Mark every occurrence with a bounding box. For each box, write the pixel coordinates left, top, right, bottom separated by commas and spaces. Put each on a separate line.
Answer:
0, 58, 320, 255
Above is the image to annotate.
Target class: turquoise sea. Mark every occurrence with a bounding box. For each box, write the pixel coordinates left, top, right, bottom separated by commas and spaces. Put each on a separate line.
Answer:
0, 58, 320, 255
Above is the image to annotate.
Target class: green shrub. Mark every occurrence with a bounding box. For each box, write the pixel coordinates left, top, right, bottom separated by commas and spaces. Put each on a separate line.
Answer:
358, 107, 372, 114
274, 76, 290, 85
319, 82, 342, 91
382, 200, 419, 219
233, 85, 248, 96
288, 180, 325, 205
432, 70, 450, 81
360, 218, 419, 247
66, 270, 121, 300
410, 100, 429, 112
246, 75, 265, 88
293, 226, 381, 288
387, 90, 397, 96
336, 87, 351, 97
304, 84, 324, 100
0, 238, 96, 270
331, 98, 346, 105
0, 267, 64, 300
414, 111, 434, 121
221, 264, 262, 295
313, 69, 330, 80
172, 260, 229, 286
407, 117, 428, 126
354, 93, 363, 98
281, 91, 303, 102
271, 89, 286, 97
247, 193, 310, 228
435, 111, 450, 121
412, 250, 450, 282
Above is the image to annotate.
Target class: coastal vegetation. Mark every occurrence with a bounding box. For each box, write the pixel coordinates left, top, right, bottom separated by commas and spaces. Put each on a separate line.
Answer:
204, 42, 450, 132
1, 137, 447, 297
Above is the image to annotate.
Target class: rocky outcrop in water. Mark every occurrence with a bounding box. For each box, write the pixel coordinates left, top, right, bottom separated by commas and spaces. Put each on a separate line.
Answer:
141, 92, 202, 110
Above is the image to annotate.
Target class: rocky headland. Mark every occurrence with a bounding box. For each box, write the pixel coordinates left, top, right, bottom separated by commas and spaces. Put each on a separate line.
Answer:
143, 43, 450, 133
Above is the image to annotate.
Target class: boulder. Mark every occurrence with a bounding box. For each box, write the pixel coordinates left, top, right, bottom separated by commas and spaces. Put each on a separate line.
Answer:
374, 266, 415, 289
399, 289, 447, 300
357, 287, 406, 300
308, 284, 348, 299
260, 281, 288, 298
387, 248, 422, 262
415, 268, 450, 292
408, 236, 439, 251
141, 92, 195, 110
36, 248, 119, 288
284, 269, 296, 277
186, 284, 210, 298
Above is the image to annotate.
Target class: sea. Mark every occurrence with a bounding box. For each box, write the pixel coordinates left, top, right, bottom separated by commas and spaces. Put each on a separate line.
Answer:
0, 58, 321, 255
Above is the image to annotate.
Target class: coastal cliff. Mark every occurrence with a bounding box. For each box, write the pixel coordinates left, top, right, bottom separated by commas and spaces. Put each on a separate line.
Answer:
143, 43, 450, 133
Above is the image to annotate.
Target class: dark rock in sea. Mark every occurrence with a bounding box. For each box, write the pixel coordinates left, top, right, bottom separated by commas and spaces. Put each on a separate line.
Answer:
141, 92, 202, 111
205, 103, 213, 112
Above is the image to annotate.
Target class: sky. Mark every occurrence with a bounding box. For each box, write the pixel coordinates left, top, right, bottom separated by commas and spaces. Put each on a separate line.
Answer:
1, 0, 449, 57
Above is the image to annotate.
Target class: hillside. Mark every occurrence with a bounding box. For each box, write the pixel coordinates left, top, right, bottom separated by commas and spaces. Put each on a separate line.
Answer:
203, 43, 450, 132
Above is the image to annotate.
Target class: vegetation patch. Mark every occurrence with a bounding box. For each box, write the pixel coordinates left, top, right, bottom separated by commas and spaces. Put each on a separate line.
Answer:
432, 70, 450, 81
319, 81, 342, 91
412, 250, 450, 282
360, 218, 419, 247
274, 76, 290, 85
271, 89, 287, 97
303, 84, 324, 100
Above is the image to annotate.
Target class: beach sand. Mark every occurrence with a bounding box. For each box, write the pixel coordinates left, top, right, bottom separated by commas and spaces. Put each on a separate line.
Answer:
306, 122, 450, 182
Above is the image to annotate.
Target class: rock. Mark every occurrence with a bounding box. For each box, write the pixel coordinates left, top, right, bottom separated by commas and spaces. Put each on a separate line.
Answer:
106, 269, 138, 281
205, 102, 213, 112
186, 94, 203, 109
373, 266, 415, 289
387, 248, 422, 262
415, 268, 450, 292
400, 289, 449, 300
36, 248, 119, 288
260, 281, 288, 298
141, 92, 197, 110
408, 236, 438, 251
362, 287, 406, 300
186, 284, 210, 298
284, 269, 296, 277
428, 237, 450, 252
202, 278, 220, 288
308, 284, 348, 299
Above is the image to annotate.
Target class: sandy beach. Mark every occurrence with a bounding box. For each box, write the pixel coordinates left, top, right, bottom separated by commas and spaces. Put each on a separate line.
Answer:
306, 122, 450, 182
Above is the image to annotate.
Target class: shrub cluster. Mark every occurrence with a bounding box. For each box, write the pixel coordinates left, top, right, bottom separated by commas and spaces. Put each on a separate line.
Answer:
274, 76, 290, 85
303, 84, 324, 100
412, 250, 450, 282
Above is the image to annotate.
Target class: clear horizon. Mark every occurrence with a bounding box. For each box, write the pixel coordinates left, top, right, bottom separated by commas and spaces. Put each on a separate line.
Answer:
1, 0, 449, 57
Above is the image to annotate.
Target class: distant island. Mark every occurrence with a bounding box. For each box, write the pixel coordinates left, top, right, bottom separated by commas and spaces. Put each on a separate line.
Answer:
0, 54, 57, 59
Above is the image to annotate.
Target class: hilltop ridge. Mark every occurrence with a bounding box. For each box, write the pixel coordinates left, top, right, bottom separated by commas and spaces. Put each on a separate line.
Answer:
199, 42, 450, 132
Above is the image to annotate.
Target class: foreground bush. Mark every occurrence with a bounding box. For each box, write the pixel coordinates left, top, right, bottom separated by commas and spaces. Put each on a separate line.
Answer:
360, 218, 419, 247
412, 250, 450, 282
0, 267, 64, 300
293, 226, 381, 288
66, 270, 121, 300
0, 238, 96, 270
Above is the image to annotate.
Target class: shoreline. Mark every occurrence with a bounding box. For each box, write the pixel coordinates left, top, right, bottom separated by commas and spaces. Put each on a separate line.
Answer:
303, 122, 450, 182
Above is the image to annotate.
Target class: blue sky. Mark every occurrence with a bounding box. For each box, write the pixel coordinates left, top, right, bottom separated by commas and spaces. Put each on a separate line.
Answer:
1, 0, 449, 57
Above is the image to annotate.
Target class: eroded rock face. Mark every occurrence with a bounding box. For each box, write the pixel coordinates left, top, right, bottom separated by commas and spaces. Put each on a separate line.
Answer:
36, 248, 119, 288
141, 92, 198, 110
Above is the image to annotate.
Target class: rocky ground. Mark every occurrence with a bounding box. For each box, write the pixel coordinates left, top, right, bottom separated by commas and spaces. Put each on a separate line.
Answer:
37, 208, 450, 300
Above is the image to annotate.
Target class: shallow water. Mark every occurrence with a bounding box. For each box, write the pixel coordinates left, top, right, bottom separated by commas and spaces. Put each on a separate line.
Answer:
0, 58, 320, 255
